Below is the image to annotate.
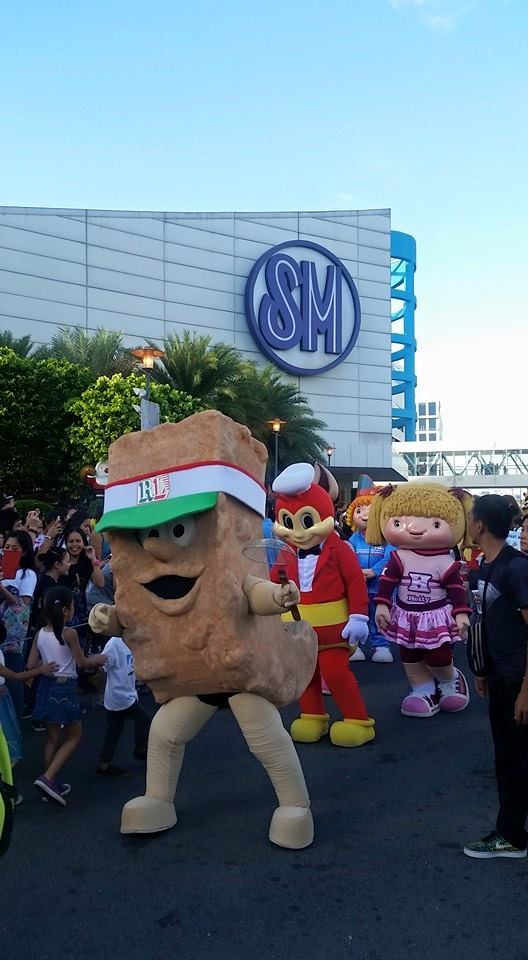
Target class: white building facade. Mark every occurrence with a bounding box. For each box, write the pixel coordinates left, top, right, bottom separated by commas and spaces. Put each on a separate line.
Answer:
0, 206, 393, 470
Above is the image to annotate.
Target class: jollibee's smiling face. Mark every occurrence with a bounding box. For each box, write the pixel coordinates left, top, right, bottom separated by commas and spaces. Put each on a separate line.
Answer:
383, 515, 453, 549
275, 506, 334, 551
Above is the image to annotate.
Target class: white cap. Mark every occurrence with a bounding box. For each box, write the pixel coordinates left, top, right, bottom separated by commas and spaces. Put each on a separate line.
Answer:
272, 463, 314, 496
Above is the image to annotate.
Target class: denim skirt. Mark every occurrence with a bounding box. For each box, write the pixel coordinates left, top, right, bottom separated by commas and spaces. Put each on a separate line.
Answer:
33, 676, 82, 725
0, 687, 22, 763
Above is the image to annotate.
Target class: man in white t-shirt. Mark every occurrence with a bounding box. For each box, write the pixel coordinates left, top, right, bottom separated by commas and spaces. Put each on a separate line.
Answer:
96, 636, 151, 777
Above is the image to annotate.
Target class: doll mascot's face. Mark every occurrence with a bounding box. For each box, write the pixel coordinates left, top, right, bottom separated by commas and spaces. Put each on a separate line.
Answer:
383, 515, 454, 550
353, 504, 370, 531
366, 483, 472, 553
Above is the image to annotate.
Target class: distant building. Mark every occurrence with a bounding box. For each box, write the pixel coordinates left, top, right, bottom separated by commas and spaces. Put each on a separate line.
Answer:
416, 400, 443, 442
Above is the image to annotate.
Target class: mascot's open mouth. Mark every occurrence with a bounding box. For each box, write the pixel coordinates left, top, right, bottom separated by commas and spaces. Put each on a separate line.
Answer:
143, 575, 197, 600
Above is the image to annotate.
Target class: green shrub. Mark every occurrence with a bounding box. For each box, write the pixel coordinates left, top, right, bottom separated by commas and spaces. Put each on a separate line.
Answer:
15, 499, 54, 520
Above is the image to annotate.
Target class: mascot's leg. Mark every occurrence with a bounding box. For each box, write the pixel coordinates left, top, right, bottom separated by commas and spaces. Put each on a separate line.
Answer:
229, 693, 314, 850
321, 647, 375, 747
400, 649, 440, 717
425, 643, 470, 713
290, 660, 330, 743
121, 696, 217, 834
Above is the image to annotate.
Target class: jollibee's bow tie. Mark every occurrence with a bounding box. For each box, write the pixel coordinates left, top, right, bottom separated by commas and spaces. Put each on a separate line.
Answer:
298, 546, 321, 558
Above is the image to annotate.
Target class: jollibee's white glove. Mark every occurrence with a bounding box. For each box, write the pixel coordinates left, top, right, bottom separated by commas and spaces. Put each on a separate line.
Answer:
341, 614, 369, 645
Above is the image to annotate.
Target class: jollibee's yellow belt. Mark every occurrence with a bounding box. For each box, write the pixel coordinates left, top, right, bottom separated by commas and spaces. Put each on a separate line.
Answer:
281, 598, 348, 627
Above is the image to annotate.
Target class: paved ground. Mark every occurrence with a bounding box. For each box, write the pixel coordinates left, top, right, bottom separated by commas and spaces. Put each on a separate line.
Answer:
3, 651, 526, 960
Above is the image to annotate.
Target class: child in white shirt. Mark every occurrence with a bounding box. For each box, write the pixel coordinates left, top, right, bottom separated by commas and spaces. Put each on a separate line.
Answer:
97, 636, 151, 777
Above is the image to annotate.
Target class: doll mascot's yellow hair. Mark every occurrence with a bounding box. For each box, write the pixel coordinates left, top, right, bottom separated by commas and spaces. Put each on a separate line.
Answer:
366, 483, 473, 717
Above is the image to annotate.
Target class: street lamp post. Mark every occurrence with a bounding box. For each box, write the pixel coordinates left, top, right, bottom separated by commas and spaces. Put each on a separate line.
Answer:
326, 445, 336, 468
267, 418, 287, 479
131, 346, 165, 429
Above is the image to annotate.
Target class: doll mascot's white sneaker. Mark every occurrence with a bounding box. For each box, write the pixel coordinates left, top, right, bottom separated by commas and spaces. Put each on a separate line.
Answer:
365, 483, 472, 717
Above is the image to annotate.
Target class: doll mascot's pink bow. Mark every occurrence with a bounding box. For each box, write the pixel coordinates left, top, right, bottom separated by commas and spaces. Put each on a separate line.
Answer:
366, 483, 472, 717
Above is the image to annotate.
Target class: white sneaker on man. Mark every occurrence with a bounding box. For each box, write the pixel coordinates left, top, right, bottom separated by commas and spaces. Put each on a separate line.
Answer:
372, 647, 393, 664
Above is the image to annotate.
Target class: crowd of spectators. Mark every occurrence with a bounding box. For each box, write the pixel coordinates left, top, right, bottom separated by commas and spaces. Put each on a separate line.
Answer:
0, 491, 148, 808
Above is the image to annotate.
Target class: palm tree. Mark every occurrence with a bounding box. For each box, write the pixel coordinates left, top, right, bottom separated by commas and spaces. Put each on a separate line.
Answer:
150, 331, 243, 409
230, 364, 328, 470
0, 330, 35, 357
39, 326, 135, 376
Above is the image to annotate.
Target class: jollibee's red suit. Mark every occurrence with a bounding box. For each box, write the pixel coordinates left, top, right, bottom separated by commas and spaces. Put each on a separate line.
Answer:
272, 464, 375, 747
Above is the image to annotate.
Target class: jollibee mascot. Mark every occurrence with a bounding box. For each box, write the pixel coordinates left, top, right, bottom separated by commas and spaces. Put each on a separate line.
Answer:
346, 475, 395, 664
273, 463, 375, 747
366, 483, 472, 717
89, 411, 318, 849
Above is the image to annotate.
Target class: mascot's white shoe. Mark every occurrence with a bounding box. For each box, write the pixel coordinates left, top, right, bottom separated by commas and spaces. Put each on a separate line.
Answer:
121, 796, 177, 834
268, 806, 314, 849
349, 646, 366, 662
372, 647, 393, 663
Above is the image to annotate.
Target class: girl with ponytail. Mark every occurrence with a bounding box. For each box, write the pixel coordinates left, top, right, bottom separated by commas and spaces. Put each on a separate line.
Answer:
26, 586, 106, 805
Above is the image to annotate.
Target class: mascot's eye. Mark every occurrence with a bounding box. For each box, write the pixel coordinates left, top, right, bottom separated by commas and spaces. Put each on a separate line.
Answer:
136, 516, 196, 547
433, 521, 441, 529
168, 516, 196, 546
393, 520, 401, 528
283, 515, 294, 530
300, 513, 315, 529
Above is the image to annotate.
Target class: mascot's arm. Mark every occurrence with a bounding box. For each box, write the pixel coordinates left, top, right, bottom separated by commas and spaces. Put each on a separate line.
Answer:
374, 550, 403, 632
337, 540, 369, 615
441, 563, 471, 615
442, 562, 471, 638
242, 576, 300, 617
370, 543, 396, 580
336, 540, 369, 643
374, 551, 402, 606
89, 603, 123, 637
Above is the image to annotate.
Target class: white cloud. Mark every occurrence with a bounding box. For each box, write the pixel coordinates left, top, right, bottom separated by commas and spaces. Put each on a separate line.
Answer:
389, 0, 475, 31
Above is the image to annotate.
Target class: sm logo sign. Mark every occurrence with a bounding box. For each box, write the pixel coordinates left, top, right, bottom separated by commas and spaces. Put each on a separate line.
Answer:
244, 240, 361, 376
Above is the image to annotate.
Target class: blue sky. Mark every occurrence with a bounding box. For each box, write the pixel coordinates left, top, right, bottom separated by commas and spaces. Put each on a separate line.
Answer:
1, 0, 527, 445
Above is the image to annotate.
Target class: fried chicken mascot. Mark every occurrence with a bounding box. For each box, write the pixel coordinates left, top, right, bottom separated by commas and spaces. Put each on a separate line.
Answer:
89, 411, 318, 849
272, 464, 375, 748
366, 482, 472, 717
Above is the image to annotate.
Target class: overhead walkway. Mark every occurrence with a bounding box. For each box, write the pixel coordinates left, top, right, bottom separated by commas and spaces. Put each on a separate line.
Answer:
394, 444, 528, 492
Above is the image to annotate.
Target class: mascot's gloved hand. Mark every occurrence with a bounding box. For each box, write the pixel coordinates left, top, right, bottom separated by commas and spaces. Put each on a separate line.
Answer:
341, 614, 369, 645
455, 612, 470, 640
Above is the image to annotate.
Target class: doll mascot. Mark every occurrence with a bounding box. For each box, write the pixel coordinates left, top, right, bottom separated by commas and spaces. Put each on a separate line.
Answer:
366, 483, 472, 717
89, 411, 318, 849
273, 463, 375, 747
346, 475, 394, 663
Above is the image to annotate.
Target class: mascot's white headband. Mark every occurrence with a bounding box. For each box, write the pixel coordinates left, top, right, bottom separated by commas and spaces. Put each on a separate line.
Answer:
97, 461, 266, 532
